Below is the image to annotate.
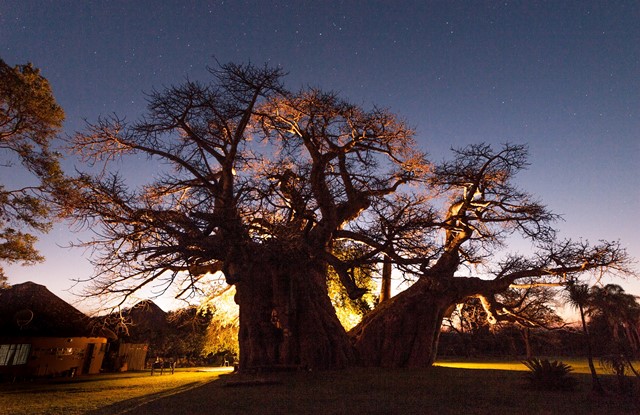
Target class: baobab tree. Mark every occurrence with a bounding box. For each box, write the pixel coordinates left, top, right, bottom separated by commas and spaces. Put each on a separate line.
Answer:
67, 62, 632, 370
349, 144, 631, 367
68, 62, 425, 369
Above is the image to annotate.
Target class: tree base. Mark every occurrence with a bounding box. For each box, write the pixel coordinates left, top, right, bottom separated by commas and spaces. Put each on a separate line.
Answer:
350, 279, 454, 367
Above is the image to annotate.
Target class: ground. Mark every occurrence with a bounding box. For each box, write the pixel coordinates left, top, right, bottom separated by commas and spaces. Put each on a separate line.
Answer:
0, 362, 638, 415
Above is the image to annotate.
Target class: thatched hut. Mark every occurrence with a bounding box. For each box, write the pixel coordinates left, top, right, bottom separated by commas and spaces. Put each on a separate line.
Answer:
0, 282, 107, 379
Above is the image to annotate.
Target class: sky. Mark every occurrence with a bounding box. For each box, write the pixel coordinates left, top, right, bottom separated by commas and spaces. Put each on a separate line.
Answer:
1, 0, 638, 313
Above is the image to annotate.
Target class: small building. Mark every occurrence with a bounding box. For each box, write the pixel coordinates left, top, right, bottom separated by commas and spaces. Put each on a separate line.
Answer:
103, 341, 149, 372
99, 300, 165, 372
1, 336, 107, 378
0, 282, 107, 379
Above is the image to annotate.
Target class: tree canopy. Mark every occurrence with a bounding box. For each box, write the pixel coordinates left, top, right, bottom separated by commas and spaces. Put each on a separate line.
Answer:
0, 58, 66, 283
66, 62, 633, 370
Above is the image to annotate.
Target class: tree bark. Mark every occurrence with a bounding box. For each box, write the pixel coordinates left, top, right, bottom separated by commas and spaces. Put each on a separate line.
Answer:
379, 255, 392, 303
350, 278, 456, 367
233, 249, 356, 371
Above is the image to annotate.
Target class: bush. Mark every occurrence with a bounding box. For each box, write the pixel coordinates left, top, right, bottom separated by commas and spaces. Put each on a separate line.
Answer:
523, 358, 577, 391
600, 354, 636, 396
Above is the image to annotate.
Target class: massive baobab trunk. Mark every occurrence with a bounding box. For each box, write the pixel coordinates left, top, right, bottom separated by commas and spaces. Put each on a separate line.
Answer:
233, 248, 355, 370
350, 278, 457, 367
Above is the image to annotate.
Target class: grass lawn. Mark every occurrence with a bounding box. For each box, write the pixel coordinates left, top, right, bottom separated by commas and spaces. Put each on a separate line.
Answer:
1, 361, 639, 415
0, 367, 231, 415
434, 357, 602, 373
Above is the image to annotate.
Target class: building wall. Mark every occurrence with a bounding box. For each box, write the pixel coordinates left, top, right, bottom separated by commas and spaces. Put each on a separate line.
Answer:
0, 336, 107, 378
118, 343, 148, 371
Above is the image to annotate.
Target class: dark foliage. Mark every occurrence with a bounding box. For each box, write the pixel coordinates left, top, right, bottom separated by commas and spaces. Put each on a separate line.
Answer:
523, 358, 577, 391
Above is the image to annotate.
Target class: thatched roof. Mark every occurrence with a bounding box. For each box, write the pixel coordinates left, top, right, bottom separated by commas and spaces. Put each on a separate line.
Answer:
85, 300, 169, 359
99, 299, 169, 340
0, 281, 92, 337
128, 300, 168, 327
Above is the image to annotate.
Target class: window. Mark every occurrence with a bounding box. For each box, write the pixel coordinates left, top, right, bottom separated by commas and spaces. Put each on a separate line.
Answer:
13, 344, 30, 365
56, 347, 74, 357
0, 345, 11, 365
0, 344, 31, 366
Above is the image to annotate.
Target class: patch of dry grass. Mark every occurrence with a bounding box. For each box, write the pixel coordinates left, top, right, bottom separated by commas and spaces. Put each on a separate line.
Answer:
0, 368, 230, 415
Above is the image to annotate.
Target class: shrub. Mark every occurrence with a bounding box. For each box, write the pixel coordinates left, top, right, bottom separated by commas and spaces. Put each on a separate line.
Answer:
600, 354, 636, 396
523, 358, 577, 391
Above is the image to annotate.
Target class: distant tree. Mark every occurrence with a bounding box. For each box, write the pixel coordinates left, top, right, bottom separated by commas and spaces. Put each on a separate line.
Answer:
587, 284, 640, 383
203, 314, 239, 361
564, 283, 640, 393
443, 297, 495, 356
326, 241, 378, 330
589, 284, 640, 355
444, 287, 563, 358
166, 307, 210, 360
198, 283, 240, 359
497, 287, 564, 358
0, 58, 66, 281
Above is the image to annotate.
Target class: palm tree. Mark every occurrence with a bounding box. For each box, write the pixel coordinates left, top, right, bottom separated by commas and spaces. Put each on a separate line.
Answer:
590, 285, 640, 353
589, 284, 640, 378
566, 281, 605, 395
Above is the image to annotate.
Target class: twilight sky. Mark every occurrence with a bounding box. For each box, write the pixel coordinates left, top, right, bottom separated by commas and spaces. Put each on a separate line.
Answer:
1, 1, 638, 312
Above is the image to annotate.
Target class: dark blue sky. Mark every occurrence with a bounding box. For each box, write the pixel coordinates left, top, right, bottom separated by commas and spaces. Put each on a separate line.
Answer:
1, 1, 638, 310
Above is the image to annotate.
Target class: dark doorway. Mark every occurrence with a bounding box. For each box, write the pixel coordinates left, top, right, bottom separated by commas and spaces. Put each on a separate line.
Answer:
82, 343, 95, 374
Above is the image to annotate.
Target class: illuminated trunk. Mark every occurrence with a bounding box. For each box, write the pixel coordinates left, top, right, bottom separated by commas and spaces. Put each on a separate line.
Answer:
350, 278, 456, 367
233, 251, 355, 371
379, 255, 392, 303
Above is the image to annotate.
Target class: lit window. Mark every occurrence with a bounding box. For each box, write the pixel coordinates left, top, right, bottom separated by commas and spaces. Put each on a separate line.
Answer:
13, 344, 30, 365
0, 344, 31, 366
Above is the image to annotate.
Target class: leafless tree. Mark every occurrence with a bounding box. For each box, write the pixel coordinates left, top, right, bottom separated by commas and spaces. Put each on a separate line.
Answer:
67, 64, 632, 370
67, 63, 425, 369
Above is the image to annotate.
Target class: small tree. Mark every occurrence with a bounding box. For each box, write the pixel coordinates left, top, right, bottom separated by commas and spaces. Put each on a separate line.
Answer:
497, 287, 564, 358
589, 284, 640, 390
166, 307, 211, 361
